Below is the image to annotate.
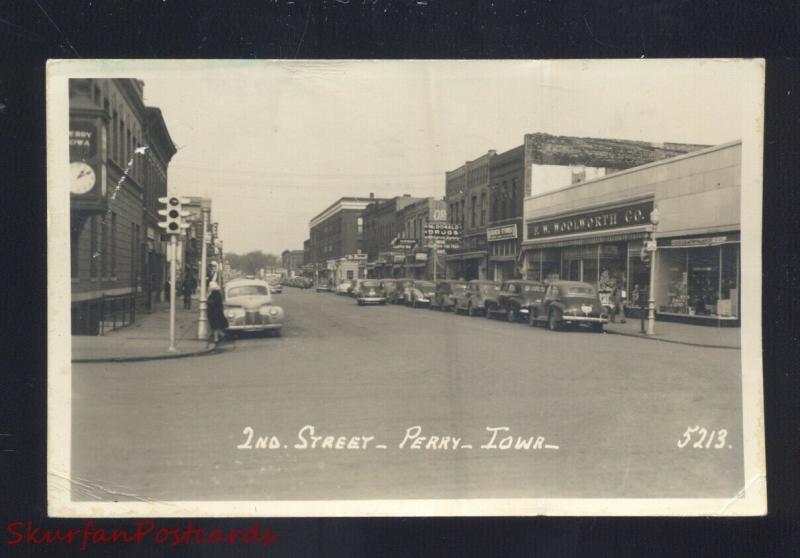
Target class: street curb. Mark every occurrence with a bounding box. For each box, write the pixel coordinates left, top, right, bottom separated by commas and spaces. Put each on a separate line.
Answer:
604, 328, 740, 350
71, 340, 236, 364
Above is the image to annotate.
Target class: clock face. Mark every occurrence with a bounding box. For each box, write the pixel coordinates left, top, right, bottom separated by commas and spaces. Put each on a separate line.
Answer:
70, 162, 96, 195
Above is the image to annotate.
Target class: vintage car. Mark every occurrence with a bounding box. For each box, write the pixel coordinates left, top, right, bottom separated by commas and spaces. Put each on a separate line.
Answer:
429, 280, 467, 311
335, 280, 351, 295
355, 279, 387, 305
453, 280, 501, 316
528, 280, 608, 332
380, 279, 399, 301
346, 279, 360, 297
267, 278, 282, 293
388, 278, 415, 304
315, 280, 332, 292
484, 280, 546, 322
406, 280, 437, 308
223, 278, 284, 336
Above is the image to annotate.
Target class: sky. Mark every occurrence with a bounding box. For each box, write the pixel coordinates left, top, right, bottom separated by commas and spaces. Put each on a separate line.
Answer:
132, 60, 755, 255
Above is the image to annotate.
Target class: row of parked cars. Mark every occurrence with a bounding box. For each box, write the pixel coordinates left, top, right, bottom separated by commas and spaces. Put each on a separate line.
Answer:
281, 276, 313, 289
322, 277, 610, 332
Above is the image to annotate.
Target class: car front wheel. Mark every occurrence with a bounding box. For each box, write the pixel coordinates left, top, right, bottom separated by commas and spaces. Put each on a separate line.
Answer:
507, 307, 516, 323
467, 303, 475, 317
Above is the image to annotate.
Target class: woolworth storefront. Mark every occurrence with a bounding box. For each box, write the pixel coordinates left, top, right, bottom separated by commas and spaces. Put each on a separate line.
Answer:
521, 140, 742, 326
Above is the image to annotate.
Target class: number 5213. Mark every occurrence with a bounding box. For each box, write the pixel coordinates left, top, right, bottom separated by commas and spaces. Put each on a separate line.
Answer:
677, 426, 729, 449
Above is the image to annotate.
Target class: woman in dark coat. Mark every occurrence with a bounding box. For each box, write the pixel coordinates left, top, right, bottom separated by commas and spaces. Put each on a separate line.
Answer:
206, 281, 228, 344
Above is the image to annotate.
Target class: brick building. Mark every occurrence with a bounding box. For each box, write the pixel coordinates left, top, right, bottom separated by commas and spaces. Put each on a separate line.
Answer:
281, 249, 305, 277
444, 150, 495, 280
308, 195, 387, 284
69, 78, 176, 335
397, 197, 448, 279
362, 194, 424, 278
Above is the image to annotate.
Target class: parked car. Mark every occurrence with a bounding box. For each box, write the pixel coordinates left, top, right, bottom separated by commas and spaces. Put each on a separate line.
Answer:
429, 280, 467, 311
223, 278, 284, 336
315, 280, 332, 292
355, 279, 386, 305
388, 278, 414, 304
528, 280, 608, 332
346, 279, 359, 296
484, 280, 546, 322
335, 280, 351, 295
406, 280, 437, 308
453, 280, 501, 316
380, 279, 399, 302
267, 278, 282, 293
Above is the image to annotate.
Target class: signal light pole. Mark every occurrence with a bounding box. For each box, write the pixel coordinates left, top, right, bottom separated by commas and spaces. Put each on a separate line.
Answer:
158, 196, 191, 352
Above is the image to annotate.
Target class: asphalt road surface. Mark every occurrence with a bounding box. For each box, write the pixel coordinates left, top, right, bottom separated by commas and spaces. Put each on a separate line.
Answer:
71, 288, 744, 502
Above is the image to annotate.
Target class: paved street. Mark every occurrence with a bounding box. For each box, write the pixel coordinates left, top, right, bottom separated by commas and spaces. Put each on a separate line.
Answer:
72, 288, 744, 502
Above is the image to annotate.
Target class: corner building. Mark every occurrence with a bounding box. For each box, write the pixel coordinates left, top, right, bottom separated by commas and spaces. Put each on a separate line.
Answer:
522, 140, 742, 326
69, 78, 175, 335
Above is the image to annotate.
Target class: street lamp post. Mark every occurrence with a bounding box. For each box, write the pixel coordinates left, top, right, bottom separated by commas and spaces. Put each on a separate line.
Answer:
646, 207, 660, 336
197, 207, 210, 340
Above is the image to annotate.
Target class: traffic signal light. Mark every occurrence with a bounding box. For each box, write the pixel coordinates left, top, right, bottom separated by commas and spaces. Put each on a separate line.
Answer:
157, 196, 191, 234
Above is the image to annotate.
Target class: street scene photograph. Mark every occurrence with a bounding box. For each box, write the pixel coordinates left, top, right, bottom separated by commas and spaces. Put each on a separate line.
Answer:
48, 59, 765, 516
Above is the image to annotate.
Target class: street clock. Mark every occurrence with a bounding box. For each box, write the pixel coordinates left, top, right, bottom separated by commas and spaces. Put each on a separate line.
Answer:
70, 161, 96, 194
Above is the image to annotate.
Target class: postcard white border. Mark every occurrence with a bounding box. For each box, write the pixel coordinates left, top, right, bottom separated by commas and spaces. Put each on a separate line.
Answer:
47, 59, 766, 517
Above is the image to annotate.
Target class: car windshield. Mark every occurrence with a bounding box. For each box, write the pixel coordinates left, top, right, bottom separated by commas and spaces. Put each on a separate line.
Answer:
524, 284, 545, 292
479, 283, 500, 293
417, 282, 435, 289
564, 285, 596, 296
363, 281, 381, 287
227, 285, 268, 297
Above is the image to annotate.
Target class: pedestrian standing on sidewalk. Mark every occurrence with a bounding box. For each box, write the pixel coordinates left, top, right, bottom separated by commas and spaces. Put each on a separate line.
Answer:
206, 281, 228, 346
610, 284, 626, 323
181, 271, 196, 310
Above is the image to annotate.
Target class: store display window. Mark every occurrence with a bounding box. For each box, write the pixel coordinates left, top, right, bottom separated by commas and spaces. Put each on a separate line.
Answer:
656, 242, 739, 318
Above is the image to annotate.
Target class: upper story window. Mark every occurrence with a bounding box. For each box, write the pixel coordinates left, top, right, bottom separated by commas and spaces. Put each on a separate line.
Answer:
357, 216, 363, 234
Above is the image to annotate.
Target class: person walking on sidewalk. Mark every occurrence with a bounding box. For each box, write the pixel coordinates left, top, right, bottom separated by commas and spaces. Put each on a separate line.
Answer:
206, 281, 228, 346
181, 272, 196, 310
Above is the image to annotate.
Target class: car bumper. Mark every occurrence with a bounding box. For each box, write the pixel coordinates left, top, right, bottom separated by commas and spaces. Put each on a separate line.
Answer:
227, 323, 283, 332
562, 315, 608, 324
357, 297, 386, 304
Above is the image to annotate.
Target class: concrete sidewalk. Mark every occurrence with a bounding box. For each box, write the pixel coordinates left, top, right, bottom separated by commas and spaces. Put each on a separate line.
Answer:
72, 301, 231, 362
604, 318, 740, 349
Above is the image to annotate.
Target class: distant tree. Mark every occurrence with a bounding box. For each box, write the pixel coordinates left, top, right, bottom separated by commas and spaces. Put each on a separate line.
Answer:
225, 250, 281, 276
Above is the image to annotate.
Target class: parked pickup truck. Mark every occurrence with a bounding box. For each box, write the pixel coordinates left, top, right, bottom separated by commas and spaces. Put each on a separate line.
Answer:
484, 280, 547, 322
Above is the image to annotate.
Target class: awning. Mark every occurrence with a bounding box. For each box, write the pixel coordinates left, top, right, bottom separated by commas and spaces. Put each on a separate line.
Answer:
522, 229, 648, 250
444, 250, 487, 262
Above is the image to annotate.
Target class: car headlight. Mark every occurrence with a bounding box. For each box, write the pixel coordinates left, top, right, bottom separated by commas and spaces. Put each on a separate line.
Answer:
225, 307, 244, 319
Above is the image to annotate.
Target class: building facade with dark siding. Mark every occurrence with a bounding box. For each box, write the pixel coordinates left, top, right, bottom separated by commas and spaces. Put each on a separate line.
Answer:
69, 78, 175, 335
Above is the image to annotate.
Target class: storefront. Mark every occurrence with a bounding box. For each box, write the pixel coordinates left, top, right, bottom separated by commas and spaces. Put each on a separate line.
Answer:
487, 222, 522, 281
444, 250, 487, 281
522, 140, 742, 326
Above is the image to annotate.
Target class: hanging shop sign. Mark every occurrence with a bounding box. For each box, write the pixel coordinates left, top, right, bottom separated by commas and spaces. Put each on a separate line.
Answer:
424, 222, 462, 249
486, 223, 518, 242
527, 200, 653, 240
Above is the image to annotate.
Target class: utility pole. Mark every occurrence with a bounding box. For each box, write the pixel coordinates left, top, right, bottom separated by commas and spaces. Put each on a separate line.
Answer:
197, 206, 210, 340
